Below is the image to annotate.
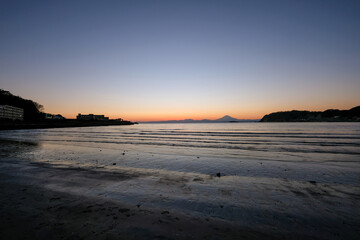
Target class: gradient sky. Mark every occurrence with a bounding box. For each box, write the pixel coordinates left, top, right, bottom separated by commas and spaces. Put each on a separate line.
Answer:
1, 0, 360, 121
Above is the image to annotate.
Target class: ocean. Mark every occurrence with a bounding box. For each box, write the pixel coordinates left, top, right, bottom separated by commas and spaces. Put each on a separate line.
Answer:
0, 122, 359, 238
1, 122, 359, 175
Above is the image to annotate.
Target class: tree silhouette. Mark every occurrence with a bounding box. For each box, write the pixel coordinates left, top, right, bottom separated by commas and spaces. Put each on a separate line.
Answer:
0, 89, 44, 121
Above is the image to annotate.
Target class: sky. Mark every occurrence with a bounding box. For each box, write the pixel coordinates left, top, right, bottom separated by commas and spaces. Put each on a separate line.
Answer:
1, 0, 360, 121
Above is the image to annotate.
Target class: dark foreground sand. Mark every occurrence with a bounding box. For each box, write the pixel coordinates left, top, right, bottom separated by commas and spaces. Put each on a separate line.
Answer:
0, 153, 359, 239
0, 159, 277, 240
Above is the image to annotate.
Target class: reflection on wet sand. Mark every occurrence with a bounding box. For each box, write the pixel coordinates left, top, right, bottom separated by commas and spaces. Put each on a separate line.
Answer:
0, 139, 40, 158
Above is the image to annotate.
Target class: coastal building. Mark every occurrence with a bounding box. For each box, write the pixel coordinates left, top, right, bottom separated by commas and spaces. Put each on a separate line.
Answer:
45, 113, 65, 120
77, 113, 109, 121
0, 105, 24, 120
53, 114, 65, 120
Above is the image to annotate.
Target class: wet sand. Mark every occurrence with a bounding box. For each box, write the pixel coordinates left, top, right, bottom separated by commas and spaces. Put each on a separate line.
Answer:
0, 159, 275, 240
1, 156, 359, 239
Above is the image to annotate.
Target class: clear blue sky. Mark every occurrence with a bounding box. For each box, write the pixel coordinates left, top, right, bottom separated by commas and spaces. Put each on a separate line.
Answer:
1, 0, 359, 121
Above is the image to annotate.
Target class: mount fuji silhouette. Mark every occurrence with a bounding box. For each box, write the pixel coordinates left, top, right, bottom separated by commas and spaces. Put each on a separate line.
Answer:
215, 115, 239, 122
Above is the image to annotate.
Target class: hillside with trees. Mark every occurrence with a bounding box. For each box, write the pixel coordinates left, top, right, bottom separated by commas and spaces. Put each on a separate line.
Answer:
260, 106, 360, 122
0, 89, 44, 121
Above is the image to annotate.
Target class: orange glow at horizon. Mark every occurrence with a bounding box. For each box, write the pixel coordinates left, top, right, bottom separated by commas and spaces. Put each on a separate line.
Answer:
54, 102, 359, 122
30, 82, 360, 123
58, 110, 263, 122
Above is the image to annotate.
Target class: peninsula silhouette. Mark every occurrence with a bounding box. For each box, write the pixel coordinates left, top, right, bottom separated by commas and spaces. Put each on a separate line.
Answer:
261, 106, 360, 122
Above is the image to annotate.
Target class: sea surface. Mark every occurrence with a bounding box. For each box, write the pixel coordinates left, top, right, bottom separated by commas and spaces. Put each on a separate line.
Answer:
1, 122, 360, 238
1, 122, 359, 175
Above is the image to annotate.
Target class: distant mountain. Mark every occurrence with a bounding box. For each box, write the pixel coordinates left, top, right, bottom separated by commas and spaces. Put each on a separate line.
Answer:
139, 115, 259, 123
260, 106, 360, 122
216, 115, 239, 122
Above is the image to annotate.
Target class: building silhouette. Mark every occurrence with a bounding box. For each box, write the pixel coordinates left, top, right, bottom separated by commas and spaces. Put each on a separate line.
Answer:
0, 105, 24, 120
77, 113, 109, 121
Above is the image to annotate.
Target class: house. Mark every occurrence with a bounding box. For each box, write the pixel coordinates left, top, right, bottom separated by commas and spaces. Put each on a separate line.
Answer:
77, 113, 109, 120
45, 113, 65, 120
53, 114, 65, 120
0, 105, 24, 120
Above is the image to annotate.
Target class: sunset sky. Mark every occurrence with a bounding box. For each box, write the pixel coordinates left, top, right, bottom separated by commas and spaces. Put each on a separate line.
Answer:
1, 0, 360, 121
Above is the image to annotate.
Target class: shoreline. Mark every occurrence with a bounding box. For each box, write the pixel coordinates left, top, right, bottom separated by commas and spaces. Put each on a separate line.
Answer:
0, 119, 136, 130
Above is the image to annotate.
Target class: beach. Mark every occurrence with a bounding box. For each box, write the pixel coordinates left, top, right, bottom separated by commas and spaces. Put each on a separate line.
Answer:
0, 156, 275, 240
2, 0, 360, 238
1, 123, 359, 239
